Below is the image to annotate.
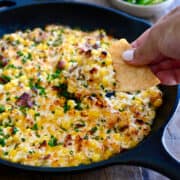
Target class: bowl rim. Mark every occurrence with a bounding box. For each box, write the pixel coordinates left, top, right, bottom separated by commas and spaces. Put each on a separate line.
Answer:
111, 0, 174, 8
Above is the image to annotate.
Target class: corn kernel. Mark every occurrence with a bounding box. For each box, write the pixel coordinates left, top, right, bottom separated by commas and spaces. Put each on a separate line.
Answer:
19, 75, 28, 85
61, 119, 72, 130
113, 133, 121, 141
55, 108, 64, 117
91, 153, 101, 162
104, 150, 112, 159
28, 109, 35, 117
105, 58, 112, 66
0, 112, 8, 120
102, 77, 109, 86
88, 109, 99, 119
67, 100, 76, 109
99, 68, 108, 76
153, 98, 162, 107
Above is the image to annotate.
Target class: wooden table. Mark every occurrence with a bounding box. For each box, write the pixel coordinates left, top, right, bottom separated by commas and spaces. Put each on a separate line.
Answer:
0, 0, 179, 180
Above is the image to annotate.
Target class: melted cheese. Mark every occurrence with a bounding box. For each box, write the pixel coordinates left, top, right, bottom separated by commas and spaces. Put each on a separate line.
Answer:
0, 25, 162, 167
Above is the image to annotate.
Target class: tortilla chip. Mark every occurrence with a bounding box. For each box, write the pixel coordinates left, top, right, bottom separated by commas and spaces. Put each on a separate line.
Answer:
109, 39, 160, 92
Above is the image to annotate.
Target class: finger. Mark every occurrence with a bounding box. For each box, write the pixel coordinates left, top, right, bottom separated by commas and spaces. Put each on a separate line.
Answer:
150, 59, 180, 73
155, 68, 180, 85
123, 10, 180, 66
123, 25, 165, 66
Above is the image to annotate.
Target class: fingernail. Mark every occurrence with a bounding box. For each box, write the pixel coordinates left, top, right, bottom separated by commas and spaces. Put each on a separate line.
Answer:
122, 49, 135, 61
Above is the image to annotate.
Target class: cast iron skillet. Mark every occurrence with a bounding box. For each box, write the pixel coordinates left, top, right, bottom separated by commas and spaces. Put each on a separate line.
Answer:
0, 0, 179, 179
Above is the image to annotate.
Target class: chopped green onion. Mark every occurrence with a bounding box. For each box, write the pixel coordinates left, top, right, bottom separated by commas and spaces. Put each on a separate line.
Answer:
0, 105, 5, 113
48, 136, 57, 147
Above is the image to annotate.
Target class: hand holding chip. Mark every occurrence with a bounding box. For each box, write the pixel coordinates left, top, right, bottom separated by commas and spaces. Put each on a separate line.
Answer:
123, 7, 180, 85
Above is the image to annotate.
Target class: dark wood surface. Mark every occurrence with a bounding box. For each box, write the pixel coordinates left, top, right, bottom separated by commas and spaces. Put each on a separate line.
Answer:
0, 0, 179, 179
0, 164, 169, 180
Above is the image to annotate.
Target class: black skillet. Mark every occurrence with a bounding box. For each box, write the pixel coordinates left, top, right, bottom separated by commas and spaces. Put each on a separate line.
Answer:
0, 0, 179, 179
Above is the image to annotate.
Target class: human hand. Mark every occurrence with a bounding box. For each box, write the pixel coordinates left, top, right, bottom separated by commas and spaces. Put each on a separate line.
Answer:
122, 7, 180, 85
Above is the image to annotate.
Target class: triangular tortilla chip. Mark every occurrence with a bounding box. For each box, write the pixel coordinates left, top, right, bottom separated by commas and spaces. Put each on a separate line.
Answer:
110, 39, 160, 92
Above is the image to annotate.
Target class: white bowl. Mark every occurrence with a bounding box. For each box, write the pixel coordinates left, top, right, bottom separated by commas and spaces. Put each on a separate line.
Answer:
110, 0, 174, 18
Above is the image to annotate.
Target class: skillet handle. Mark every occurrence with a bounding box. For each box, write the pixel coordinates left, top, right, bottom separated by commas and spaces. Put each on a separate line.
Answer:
112, 129, 180, 180
134, 130, 180, 180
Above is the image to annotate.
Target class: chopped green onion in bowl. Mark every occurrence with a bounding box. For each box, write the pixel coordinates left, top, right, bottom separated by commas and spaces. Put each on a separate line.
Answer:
123, 0, 165, 5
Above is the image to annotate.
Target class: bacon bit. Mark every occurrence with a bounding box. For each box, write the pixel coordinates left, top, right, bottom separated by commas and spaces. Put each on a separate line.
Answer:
75, 92, 83, 99
75, 123, 85, 128
27, 155, 32, 159
0, 77, 8, 84
39, 140, 47, 148
35, 30, 47, 42
129, 106, 141, 119
74, 89, 92, 99
75, 135, 83, 151
85, 49, 92, 57
1, 46, 6, 52
64, 134, 72, 147
9, 127, 14, 134
135, 112, 140, 117
88, 78, 93, 82
95, 97, 107, 108
100, 51, 107, 59
142, 126, 150, 134
53, 99, 61, 105
79, 48, 84, 55
16, 92, 34, 108
0, 55, 8, 67
89, 127, 98, 135
119, 125, 129, 132
26, 118, 34, 127
43, 154, 51, 160
102, 144, 108, 152
52, 86, 59, 91
130, 128, 138, 135
108, 119, 117, 129
136, 119, 144, 125
57, 60, 65, 70
92, 42, 100, 49
80, 111, 88, 117
107, 113, 120, 128
78, 42, 92, 56
89, 67, 98, 74
69, 65, 78, 73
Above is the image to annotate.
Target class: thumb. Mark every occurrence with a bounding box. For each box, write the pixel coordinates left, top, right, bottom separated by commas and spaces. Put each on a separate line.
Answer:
122, 37, 161, 66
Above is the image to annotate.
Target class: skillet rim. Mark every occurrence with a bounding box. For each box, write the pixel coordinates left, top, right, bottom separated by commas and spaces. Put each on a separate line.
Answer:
0, 0, 152, 27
